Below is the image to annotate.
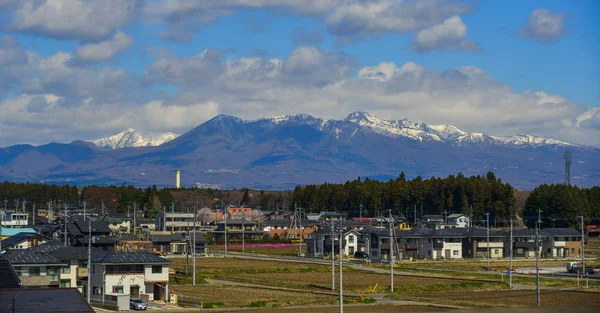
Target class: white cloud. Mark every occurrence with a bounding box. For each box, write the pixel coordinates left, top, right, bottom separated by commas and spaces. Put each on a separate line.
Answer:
413, 16, 480, 52
71, 31, 133, 64
8, 0, 139, 41
520, 8, 567, 44
0, 41, 598, 148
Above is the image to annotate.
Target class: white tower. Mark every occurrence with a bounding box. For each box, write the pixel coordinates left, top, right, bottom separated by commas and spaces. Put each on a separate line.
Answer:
175, 169, 181, 189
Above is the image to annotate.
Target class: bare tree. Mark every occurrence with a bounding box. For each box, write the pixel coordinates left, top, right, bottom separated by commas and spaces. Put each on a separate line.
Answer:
231, 211, 251, 220
249, 209, 264, 222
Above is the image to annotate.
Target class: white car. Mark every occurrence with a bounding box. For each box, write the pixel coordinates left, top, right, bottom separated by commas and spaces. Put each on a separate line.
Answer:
130, 299, 147, 311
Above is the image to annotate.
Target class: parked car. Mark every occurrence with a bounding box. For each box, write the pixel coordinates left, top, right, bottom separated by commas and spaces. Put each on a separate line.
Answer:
354, 251, 369, 259
130, 299, 147, 311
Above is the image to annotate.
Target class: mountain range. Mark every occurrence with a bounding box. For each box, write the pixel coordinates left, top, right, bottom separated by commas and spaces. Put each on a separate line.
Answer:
1, 112, 598, 190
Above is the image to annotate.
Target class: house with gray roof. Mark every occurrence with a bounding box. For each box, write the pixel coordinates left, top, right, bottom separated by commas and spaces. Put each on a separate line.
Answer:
0, 249, 65, 288
90, 252, 171, 303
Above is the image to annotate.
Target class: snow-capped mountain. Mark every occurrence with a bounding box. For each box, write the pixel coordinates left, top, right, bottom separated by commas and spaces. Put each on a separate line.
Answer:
2, 111, 595, 190
245, 112, 574, 147
92, 128, 179, 149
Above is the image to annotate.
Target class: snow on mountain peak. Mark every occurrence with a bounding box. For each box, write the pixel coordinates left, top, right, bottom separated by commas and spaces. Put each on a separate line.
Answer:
345, 112, 441, 142
92, 129, 179, 149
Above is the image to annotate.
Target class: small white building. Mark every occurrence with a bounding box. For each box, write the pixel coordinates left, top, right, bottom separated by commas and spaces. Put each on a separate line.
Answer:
343, 230, 359, 257
1, 212, 29, 227
90, 252, 171, 302
155, 212, 195, 232
447, 214, 470, 228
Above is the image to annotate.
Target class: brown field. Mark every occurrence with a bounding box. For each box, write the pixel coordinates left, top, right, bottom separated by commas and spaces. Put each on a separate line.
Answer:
170, 284, 349, 309
393, 290, 600, 308
216, 304, 449, 313
218, 271, 504, 293
393, 259, 582, 271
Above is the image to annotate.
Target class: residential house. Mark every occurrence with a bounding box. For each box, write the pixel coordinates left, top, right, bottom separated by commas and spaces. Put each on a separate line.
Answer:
462, 229, 505, 259
212, 219, 263, 242
137, 218, 156, 232
416, 228, 466, 260
542, 228, 582, 258
29, 243, 107, 292
447, 214, 470, 228
150, 232, 207, 255
1, 211, 29, 227
0, 232, 49, 251
0, 249, 64, 287
505, 228, 541, 258
421, 215, 444, 224
0, 261, 94, 313
90, 252, 171, 302
262, 219, 319, 239
66, 217, 115, 251
1, 227, 38, 240
227, 207, 253, 217
305, 228, 346, 258
343, 230, 360, 256
155, 212, 195, 232
263, 210, 294, 220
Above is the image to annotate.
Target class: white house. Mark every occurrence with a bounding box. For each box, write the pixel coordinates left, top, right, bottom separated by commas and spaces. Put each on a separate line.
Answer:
90, 252, 171, 302
343, 230, 359, 257
418, 229, 465, 260
447, 214, 470, 228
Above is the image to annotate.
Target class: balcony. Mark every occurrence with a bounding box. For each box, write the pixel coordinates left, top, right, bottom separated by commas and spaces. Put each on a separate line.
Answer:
477, 242, 503, 248
77, 267, 89, 278
20, 276, 52, 287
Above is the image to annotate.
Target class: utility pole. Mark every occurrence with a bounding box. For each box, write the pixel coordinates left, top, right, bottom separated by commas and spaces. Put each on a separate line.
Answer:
331, 220, 335, 291
339, 225, 343, 313
64, 205, 68, 245
133, 202, 137, 235
509, 218, 513, 289
388, 210, 394, 292
359, 204, 363, 222
171, 203, 175, 234
83, 201, 86, 221
32, 202, 36, 226
193, 203, 197, 286
580, 215, 586, 288
413, 204, 416, 225
535, 221, 540, 307
163, 206, 166, 232
186, 207, 190, 276
87, 217, 92, 304
224, 203, 228, 258
485, 212, 490, 270
242, 218, 245, 252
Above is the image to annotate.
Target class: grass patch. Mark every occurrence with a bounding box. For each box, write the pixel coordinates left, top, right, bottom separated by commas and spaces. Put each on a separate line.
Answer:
248, 301, 268, 307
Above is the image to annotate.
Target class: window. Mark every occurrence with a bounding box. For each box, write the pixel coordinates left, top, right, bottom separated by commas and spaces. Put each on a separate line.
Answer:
60, 280, 71, 288
348, 236, 354, 243
93, 287, 100, 295
29, 267, 41, 276
494, 249, 499, 254
112, 286, 124, 294
62, 267, 71, 274
571, 248, 575, 253
428, 250, 431, 256
453, 250, 459, 256
49, 268, 59, 281
152, 266, 162, 274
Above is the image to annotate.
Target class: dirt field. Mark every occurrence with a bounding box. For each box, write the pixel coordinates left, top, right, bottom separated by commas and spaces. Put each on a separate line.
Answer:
219, 271, 504, 293
393, 259, 584, 271
171, 285, 338, 308
215, 304, 449, 313
394, 290, 600, 308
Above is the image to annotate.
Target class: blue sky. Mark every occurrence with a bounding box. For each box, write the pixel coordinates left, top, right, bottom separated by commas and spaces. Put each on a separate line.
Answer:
0, 0, 598, 147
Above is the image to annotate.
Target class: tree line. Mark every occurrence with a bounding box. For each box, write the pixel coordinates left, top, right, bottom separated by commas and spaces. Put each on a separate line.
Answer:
523, 184, 600, 228
291, 172, 516, 225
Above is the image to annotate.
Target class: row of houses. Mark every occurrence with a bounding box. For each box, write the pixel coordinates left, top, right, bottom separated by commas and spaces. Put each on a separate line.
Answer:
306, 226, 584, 261
0, 241, 172, 304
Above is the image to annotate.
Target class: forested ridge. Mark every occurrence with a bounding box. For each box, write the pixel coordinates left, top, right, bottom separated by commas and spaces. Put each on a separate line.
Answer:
524, 184, 600, 227
291, 172, 515, 224
1, 172, 598, 225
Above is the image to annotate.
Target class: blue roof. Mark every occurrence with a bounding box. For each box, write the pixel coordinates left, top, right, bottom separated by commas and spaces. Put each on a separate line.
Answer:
1, 228, 38, 237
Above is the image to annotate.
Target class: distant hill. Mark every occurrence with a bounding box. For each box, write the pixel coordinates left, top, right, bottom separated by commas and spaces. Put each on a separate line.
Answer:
0, 112, 598, 189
